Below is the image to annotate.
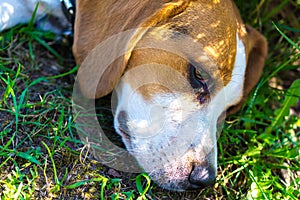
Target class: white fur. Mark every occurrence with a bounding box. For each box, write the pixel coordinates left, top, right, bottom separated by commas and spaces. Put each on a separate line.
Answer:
114, 34, 246, 190
206, 33, 247, 168
0, 0, 66, 32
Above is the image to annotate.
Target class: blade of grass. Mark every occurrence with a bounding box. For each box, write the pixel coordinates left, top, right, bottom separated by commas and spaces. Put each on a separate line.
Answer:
33, 36, 63, 61
46, 65, 78, 79
247, 169, 269, 200
265, 79, 300, 134
263, 0, 289, 22
13, 182, 23, 200
136, 173, 151, 198
272, 22, 300, 51
247, 52, 300, 115
16, 152, 41, 165
42, 141, 60, 186
100, 177, 108, 200
28, 3, 39, 30
64, 178, 101, 189
276, 24, 300, 33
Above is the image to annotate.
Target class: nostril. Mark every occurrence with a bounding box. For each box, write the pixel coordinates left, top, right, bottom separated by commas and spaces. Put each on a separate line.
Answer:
188, 165, 216, 187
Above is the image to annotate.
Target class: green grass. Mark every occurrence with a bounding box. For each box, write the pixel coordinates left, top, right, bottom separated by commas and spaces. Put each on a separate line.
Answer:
0, 0, 299, 199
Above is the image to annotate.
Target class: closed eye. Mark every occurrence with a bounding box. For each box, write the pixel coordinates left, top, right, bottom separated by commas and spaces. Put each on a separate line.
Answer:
188, 64, 214, 104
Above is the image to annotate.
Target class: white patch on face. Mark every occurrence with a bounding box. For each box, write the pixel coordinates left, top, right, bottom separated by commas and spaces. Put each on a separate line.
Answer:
114, 33, 246, 190
204, 33, 247, 168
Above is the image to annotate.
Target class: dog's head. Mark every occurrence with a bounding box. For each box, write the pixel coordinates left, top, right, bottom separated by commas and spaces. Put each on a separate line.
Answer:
73, 0, 267, 191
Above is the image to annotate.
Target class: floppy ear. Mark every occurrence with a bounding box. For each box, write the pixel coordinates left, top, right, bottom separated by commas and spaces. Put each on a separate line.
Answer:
227, 25, 268, 115
73, 0, 191, 99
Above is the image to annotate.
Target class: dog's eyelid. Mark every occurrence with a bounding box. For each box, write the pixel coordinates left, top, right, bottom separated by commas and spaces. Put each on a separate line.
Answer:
189, 63, 213, 83
189, 61, 212, 77
195, 68, 211, 82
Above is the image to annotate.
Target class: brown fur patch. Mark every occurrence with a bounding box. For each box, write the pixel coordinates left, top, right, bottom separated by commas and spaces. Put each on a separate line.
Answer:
74, 0, 267, 107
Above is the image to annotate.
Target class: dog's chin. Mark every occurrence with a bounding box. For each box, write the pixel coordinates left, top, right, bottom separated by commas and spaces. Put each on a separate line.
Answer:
156, 181, 197, 192
149, 175, 201, 191
132, 153, 217, 191
156, 181, 211, 192
122, 131, 217, 190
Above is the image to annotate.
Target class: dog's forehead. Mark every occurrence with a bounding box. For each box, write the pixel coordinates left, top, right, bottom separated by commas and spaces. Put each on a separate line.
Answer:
162, 0, 240, 85
125, 1, 241, 89
75, 0, 248, 99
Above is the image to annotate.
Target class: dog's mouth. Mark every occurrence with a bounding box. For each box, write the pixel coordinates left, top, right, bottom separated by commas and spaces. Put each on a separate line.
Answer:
131, 147, 217, 191
116, 110, 131, 145
155, 161, 217, 191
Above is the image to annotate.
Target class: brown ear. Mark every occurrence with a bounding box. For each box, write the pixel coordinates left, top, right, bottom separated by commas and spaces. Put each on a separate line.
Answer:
73, 0, 191, 99
227, 25, 268, 115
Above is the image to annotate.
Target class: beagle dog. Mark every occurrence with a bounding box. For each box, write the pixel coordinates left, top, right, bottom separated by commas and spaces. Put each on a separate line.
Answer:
1, 0, 268, 191
74, 0, 267, 191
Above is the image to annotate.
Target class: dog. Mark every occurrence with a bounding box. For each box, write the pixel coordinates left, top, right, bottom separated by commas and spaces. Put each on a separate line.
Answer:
1, 0, 268, 191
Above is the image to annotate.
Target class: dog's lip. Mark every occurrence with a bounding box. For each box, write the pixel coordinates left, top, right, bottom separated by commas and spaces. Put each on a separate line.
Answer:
118, 127, 129, 137
160, 182, 209, 191
185, 183, 206, 190
116, 124, 128, 135
117, 125, 132, 146
181, 179, 215, 190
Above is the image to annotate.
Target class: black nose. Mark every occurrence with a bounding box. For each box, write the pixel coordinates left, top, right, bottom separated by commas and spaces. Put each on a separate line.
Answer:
188, 165, 216, 188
